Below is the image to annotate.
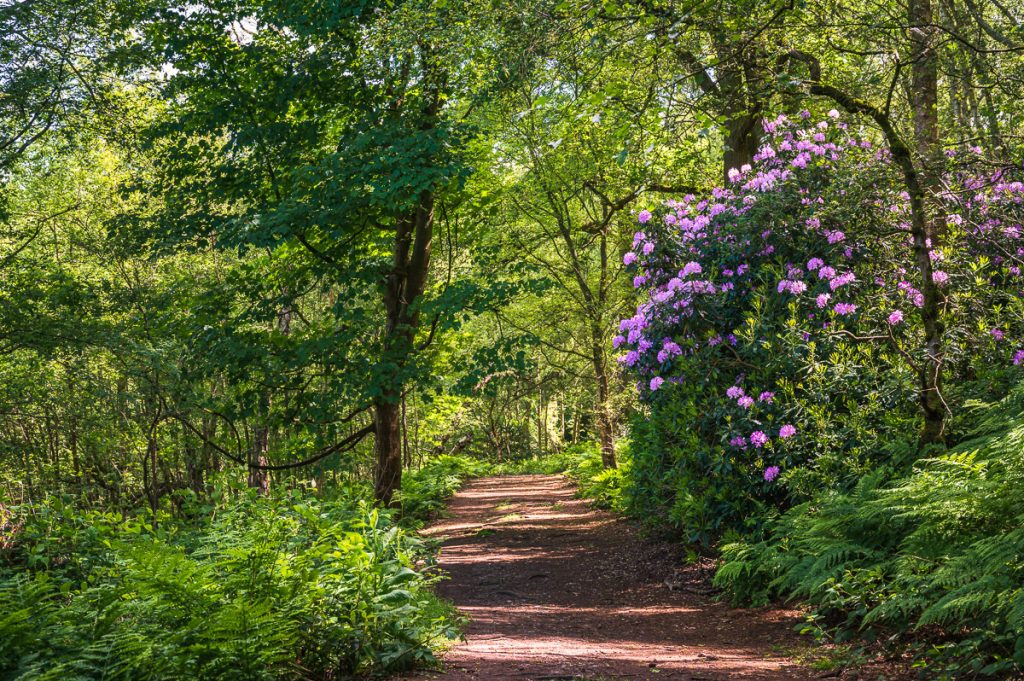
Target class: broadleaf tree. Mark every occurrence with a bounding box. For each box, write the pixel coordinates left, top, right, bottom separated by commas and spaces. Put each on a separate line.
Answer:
133, 0, 553, 503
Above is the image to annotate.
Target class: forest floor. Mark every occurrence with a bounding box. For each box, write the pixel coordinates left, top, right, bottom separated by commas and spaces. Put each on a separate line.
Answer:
398, 474, 859, 681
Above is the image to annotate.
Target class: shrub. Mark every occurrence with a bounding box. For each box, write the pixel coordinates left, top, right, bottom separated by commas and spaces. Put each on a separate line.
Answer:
557, 442, 630, 513
715, 385, 1024, 676
484, 442, 630, 512
617, 111, 1024, 543
0, 486, 461, 680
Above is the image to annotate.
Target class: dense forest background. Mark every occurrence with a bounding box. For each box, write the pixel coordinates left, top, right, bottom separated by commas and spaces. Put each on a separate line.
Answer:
2, 0, 1024, 678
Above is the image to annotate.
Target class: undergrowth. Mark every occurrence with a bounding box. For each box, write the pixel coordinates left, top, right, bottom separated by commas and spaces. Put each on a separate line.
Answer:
715, 387, 1024, 677
0, 454, 486, 681
396, 454, 491, 523
489, 442, 630, 513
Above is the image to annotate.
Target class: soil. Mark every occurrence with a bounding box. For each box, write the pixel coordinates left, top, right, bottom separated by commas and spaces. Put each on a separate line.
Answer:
399, 474, 829, 681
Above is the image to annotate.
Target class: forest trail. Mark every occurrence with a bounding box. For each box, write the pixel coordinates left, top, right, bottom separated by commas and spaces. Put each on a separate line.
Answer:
401, 475, 817, 681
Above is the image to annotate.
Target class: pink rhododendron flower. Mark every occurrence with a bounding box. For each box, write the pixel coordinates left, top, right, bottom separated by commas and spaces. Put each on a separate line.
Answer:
681, 261, 702, 277
829, 272, 856, 290
834, 302, 857, 315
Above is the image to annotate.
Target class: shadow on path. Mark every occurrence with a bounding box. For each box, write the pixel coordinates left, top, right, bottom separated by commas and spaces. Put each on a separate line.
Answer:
401, 475, 816, 681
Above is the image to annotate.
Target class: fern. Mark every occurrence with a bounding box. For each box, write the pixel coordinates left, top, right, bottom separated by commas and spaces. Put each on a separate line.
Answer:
0, 487, 461, 679
717, 385, 1024, 675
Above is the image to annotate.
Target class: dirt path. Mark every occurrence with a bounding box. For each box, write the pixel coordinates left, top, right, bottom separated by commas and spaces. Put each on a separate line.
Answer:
403, 474, 819, 681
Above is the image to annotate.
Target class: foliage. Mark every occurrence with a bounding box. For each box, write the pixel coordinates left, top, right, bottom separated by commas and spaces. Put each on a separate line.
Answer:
617, 111, 1024, 543
0, 0, 140, 190
715, 386, 1024, 676
5, 0, 1024, 676
488, 450, 579, 476
0, 483, 461, 680
396, 455, 491, 523
559, 442, 630, 513
488, 442, 630, 513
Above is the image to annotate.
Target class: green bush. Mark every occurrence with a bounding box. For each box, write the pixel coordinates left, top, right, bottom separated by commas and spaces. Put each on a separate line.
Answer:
715, 387, 1024, 677
560, 442, 630, 513
487, 450, 577, 475
0, 486, 461, 680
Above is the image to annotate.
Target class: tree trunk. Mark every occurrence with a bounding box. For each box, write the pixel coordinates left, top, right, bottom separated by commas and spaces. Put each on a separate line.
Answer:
722, 112, 761, 182
373, 400, 403, 505
717, 44, 763, 183
69, 416, 80, 484
248, 376, 271, 492
412, 390, 421, 467
247, 298, 291, 493
402, 395, 411, 469
201, 413, 217, 473
908, 0, 946, 445
671, 43, 763, 184
248, 423, 270, 493
373, 189, 435, 505
591, 328, 616, 469
146, 421, 160, 518
536, 379, 544, 458
186, 446, 204, 495
594, 233, 616, 469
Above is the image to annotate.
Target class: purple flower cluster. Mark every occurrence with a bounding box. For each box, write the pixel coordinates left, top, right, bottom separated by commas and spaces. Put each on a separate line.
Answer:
834, 302, 857, 316
616, 110, 1024, 485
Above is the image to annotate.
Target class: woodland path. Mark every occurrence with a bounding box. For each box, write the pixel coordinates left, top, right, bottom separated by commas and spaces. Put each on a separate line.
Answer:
400, 474, 821, 681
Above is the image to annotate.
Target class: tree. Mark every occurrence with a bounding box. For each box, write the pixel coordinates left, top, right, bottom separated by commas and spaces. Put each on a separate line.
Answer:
486, 21, 700, 467
589, 0, 796, 182
0, 0, 139, 202
774, 0, 1024, 443
136, 0, 548, 503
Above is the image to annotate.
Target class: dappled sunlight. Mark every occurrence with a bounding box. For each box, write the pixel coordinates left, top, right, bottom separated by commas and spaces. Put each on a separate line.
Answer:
438, 548, 581, 565
401, 475, 814, 681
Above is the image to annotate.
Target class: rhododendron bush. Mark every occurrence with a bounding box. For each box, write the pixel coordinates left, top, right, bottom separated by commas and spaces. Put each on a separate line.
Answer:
618, 112, 1024, 542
